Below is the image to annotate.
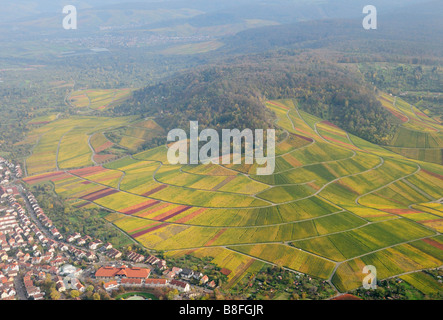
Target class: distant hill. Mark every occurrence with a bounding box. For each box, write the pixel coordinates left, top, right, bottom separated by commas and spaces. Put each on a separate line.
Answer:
0, 0, 429, 38
221, 0, 443, 58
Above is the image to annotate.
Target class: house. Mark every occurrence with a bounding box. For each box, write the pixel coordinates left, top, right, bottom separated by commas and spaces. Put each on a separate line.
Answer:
169, 279, 191, 292
120, 278, 143, 287
127, 251, 145, 263
163, 270, 176, 279
3, 263, 19, 274
56, 279, 66, 293
146, 255, 160, 265
156, 259, 167, 270
200, 275, 209, 284
67, 233, 81, 243
207, 280, 217, 289
89, 240, 102, 250
180, 268, 194, 279
107, 248, 122, 259
0, 288, 15, 300
25, 285, 41, 298
172, 267, 182, 275
104, 280, 119, 291
32, 293, 45, 300
95, 266, 151, 281
63, 276, 85, 292
86, 252, 96, 261
59, 264, 82, 277
145, 278, 168, 288
0, 251, 7, 261
75, 281, 85, 293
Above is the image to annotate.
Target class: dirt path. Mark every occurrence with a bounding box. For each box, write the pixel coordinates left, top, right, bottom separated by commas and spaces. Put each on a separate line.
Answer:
87, 134, 98, 166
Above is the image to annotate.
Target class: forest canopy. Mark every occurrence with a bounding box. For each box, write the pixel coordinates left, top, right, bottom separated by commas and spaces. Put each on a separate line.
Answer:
114, 52, 397, 144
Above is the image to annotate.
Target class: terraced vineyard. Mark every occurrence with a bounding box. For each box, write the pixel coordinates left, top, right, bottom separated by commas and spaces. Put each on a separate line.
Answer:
69, 88, 133, 111
23, 98, 443, 294
25, 117, 135, 175
380, 93, 443, 165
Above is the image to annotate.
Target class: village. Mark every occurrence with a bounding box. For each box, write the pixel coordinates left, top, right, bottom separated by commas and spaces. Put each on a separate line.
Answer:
0, 157, 218, 300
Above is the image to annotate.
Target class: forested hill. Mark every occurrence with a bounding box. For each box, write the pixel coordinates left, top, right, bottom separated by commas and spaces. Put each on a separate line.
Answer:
113, 53, 397, 144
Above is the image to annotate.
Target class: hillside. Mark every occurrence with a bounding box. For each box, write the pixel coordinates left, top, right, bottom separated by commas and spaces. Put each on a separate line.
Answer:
23, 97, 443, 294
221, 1, 443, 59
114, 52, 397, 144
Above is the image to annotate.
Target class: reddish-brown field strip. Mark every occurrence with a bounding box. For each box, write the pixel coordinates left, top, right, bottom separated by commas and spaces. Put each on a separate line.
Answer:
362, 212, 393, 219
294, 127, 314, 138
422, 170, 443, 180
387, 108, 409, 123
220, 268, 232, 276
81, 188, 118, 201
137, 203, 171, 218
132, 223, 167, 238
121, 200, 161, 215
383, 208, 423, 215
422, 238, 443, 250
267, 101, 289, 110
155, 206, 192, 222
23, 171, 66, 184
141, 184, 167, 197
94, 154, 116, 163
69, 185, 104, 199
226, 259, 255, 289
336, 181, 359, 195
293, 133, 314, 142
74, 202, 91, 209
80, 187, 107, 199
417, 218, 443, 224
321, 121, 342, 130
212, 176, 237, 191
203, 228, 227, 247
173, 208, 207, 224
94, 141, 114, 153
46, 173, 73, 182
69, 166, 106, 177
323, 136, 357, 150
90, 189, 119, 201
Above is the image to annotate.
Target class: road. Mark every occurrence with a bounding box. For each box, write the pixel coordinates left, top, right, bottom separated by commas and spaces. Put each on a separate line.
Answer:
13, 276, 28, 300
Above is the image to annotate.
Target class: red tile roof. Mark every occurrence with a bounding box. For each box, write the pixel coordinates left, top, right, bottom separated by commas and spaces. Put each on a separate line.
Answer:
121, 278, 142, 285
145, 278, 168, 285
96, 266, 151, 279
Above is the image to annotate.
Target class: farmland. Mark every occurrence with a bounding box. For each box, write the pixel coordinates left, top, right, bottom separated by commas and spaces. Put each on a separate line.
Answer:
69, 88, 133, 111
25, 115, 140, 175
379, 93, 443, 164
22, 97, 443, 294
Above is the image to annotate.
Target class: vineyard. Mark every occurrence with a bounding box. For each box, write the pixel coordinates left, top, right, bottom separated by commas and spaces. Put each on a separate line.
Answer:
23, 97, 443, 293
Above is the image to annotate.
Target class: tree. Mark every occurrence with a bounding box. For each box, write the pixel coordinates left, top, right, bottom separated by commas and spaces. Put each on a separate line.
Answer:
50, 288, 61, 300
167, 289, 179, 300
93, 292, 101, 300
292, 293, 300, 300
70, 290, 80, 299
